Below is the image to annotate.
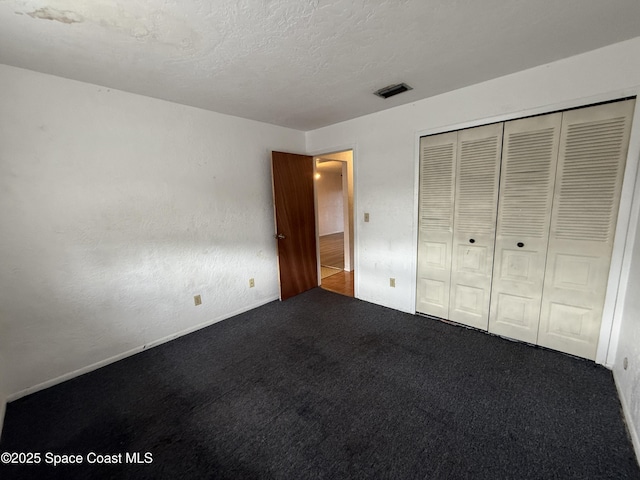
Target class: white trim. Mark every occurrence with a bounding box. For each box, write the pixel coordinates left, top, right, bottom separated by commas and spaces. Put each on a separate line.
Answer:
7, 296, 278, 402
411, 130, 422, 313
313, 157, 321, 285
307, 144, 359, 298
307, 144, 358, 158
415, 88, 638, 138
352, 147, 359, 299
313, 152, 352, 273
614, 372, 640, 467
341, 161, 351, 271
0, 395, 6, 441
605, 96, 640, 366
596, 97, 640, 363
413, 89, 640, 365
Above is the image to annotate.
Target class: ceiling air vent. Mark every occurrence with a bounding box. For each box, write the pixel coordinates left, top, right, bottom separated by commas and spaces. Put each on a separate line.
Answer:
374, 83, 413, 99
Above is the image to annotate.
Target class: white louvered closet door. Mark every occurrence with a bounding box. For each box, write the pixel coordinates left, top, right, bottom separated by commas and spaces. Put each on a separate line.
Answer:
488, 113, 562, 344
449, 123, 503, 330
416, 132, 457, 318
538, 99, 635, 360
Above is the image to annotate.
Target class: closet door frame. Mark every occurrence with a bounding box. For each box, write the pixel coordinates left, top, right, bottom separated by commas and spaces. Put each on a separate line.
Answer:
412, 93, 640, 366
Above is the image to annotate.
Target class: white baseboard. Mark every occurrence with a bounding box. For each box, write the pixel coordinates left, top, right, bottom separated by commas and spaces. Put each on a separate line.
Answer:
0, 394, 6, 441
614, 372, 640, 467
7, 296, 278, 402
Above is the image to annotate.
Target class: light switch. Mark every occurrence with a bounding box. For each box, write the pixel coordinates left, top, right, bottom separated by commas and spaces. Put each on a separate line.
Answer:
364, 212, 370, 222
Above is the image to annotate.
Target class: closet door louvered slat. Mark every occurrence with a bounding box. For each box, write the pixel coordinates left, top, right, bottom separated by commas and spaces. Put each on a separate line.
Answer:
538, 99, 635, 360
449, 123, 503, 329
488, 113, 562, 344
416, 132, 457, 318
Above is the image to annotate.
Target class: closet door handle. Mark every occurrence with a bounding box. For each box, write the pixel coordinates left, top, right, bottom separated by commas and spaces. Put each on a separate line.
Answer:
517, 242, 524, 248
469, 239, 475, 244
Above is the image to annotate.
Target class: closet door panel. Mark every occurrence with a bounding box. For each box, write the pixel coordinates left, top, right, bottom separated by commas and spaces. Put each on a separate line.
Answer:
416, 132, 457, 317
538, 99, 635, 360
449, 123, 503, 330
489, 113, 562, 343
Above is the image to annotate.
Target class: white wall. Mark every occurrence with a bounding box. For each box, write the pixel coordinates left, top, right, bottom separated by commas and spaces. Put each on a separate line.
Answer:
614, 215, 640, 462
0, 64, 305, 400
613, 117, 640, 460
2, 39, 640, 458
306, 36, 640, 315
306, 36, 640, 461
317, 171, 344, 236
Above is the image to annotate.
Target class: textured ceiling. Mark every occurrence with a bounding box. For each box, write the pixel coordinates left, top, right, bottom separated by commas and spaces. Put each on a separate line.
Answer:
1, 1, 640, 130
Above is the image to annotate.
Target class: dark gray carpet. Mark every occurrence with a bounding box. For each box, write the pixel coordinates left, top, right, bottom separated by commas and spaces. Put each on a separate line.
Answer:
1, 288, 639, 479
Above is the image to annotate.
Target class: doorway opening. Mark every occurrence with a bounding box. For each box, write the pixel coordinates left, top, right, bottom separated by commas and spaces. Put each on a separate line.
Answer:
314, 150, 354, 297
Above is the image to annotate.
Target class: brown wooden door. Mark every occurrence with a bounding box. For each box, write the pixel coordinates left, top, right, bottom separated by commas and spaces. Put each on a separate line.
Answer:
271, 151, 318, 300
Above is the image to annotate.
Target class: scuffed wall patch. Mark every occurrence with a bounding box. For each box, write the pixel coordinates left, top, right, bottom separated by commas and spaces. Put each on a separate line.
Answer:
27, 7, 83, 24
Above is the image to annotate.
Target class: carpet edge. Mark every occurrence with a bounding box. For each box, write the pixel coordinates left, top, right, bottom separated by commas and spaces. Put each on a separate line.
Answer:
614, 370, 640, 467
6, 295, 279, 403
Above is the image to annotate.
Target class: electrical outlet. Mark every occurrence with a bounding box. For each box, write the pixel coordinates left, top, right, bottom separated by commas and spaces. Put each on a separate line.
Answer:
390, 278, 395, 288
249, 278, 255, 288
194, 295, 202, 306
364, 212, 370, 222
